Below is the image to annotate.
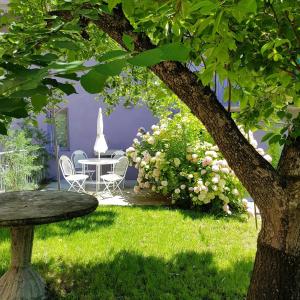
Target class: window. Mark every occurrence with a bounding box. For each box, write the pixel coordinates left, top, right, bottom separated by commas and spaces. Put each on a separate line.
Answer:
55, 108, 69, 150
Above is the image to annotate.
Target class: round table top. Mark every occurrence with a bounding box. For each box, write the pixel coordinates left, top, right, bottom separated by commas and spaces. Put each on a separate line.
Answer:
78, 158, 119, 165
0, 191, 98, 227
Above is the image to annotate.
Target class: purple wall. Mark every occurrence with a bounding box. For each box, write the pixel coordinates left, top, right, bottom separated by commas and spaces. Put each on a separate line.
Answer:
38, 84, 157, 180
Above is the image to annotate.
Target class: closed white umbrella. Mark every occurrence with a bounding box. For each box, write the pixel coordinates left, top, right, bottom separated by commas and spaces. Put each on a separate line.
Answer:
94, 108, 108, 158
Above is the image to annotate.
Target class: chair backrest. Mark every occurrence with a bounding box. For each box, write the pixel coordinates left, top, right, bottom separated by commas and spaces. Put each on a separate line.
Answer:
114, 156, 129, 177
59, 155, 75, 178
71, 150, 88, 169
111, 150, 125, 159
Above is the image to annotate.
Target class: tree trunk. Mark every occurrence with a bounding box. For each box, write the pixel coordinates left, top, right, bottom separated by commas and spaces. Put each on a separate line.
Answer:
247, 240, 300, 300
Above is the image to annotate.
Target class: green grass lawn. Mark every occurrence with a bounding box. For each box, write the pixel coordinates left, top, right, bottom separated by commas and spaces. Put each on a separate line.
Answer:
0, 206, 258, 299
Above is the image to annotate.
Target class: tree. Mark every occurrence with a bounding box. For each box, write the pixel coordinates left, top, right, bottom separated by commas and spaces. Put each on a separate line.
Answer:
1, 0, 300, 298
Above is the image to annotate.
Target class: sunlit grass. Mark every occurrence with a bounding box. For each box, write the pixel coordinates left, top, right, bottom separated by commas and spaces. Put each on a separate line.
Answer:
0, 206, 258, 299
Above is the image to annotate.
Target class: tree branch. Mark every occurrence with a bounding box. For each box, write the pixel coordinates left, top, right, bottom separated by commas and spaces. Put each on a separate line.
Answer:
51, 6, 286, 212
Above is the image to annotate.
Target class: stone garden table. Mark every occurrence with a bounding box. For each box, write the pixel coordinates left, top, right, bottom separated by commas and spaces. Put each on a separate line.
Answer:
0, 190, 98, 300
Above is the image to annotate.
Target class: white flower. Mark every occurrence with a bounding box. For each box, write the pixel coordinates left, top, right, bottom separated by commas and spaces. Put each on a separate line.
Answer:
263, 154, 272, 163
192, 154, 198, 160
161, 180, 168, 187
133, 138, 139, 144
151, 125, 159, 131
212, 164, 219, 172
221, 167, 230, 174
212, 176, 219, 184
193, 186, 200, 193
126, 147, 135, 153
188, 174, 193, 179
205, 150, 218, 158
202, 186, 208, 192
256, 148, 265, 155
211, 145, 219, 151
137, 132, 143, 137
155, 151, 162, 157
174, 188, 181, 194
174, 158, 181, 167
189, 187, 194, 192
250, 139, 258, 148
148, 136, 155, 145
180, 184, 186, 190
242, 199, 248, 207
232, 188, 239, 196
136, 157, 141, 163
212, 185, 218, 191
223, 204, 229, 212
152, 186, 156, 192
143, 182, 149, 188
134, 186, 140, 193
202, 156, 213, 167
201, 170, 207, 175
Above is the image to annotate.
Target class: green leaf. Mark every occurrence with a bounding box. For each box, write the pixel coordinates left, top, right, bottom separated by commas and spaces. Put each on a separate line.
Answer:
122, 34, 134, 51
52, 40, 79, 51
50, 61, 86, 73
108, 0, 121, 11
10, 85, 48, 98
277, 111, 286, 119
160, 43, 190, 62
128, 48, 163, 67
232, 0, 257, 22
55, 73, 79, 81
269, 134, 281, 144
128, 43, 190, 67
2, 108, 28, 118
94, 59, 127, 76
31, 94, 48, 112
0, 123, 7, 135
56, 83, 77, 95
98, 50, 128, 62
261, 132, 274, 142
80, 70, 108, 94
0, 98, 27, 113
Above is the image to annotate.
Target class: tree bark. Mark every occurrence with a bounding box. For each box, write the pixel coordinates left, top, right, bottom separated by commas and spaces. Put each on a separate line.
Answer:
247, 240, 300, 299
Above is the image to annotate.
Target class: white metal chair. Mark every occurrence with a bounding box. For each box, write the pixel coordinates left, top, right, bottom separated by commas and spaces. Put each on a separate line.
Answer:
100, 156, 129, 196
111, 150, 125, 159
59, 155, 88, 193
108, 150, 125, 173
71, 150, 95, 179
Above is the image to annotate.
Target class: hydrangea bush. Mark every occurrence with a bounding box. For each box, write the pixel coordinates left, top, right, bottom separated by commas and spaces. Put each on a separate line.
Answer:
127, 112, 272, 214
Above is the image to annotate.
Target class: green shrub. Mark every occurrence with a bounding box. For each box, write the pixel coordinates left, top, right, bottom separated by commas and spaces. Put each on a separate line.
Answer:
0, 127, 47, 191
127, 112, 271, 214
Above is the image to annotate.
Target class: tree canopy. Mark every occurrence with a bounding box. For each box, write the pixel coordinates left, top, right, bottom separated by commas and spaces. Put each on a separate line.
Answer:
0, 0, 299, 139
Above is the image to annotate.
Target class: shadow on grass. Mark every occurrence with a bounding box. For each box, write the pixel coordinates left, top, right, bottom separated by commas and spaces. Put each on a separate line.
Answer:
35, 210, 117, 240
125, 204, 249, 223
33, 250, 253, 300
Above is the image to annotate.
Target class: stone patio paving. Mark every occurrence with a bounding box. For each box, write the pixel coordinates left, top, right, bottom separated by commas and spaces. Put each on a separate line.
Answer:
42, 180, 170, 206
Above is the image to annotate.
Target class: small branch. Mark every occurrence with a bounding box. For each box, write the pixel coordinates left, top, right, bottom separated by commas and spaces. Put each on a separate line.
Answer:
200, 54, 206, 69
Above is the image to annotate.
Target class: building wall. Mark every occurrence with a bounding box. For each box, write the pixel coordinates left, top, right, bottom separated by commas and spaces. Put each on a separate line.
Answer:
38, 84, 157, 180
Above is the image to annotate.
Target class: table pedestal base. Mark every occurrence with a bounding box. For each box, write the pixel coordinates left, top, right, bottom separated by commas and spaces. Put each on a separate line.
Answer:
0, 226, 46, 300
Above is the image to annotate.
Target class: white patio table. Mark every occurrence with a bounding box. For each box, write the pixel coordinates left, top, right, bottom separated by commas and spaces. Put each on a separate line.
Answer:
78, 158, 119, 192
